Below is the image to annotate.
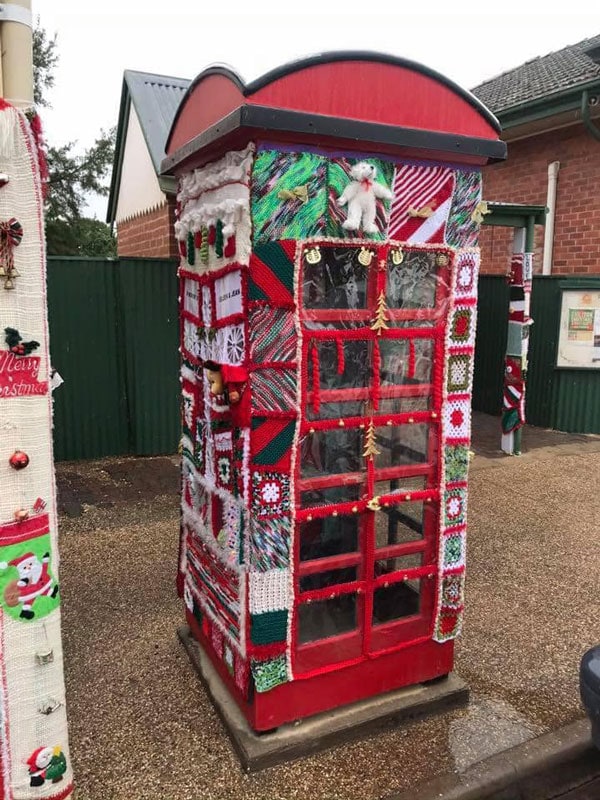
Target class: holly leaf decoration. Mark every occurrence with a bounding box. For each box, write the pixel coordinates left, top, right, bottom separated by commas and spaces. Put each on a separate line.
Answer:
4, 327, 40, 355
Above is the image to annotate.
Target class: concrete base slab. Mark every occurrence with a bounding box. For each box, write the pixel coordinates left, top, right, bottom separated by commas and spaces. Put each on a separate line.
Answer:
178, 625, 469, 772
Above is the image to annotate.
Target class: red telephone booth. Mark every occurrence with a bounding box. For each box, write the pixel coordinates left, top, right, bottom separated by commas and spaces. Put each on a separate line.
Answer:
163, 52, 505, 732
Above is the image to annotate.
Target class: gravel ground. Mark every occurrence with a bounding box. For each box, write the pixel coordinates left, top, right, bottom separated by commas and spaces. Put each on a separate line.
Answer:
56, 417, 600, 800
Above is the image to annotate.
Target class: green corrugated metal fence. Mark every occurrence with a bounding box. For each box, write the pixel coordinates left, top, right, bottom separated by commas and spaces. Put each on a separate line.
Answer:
46, 262, 600, 461
47, 257, 179, 461
474, 275, 600, 434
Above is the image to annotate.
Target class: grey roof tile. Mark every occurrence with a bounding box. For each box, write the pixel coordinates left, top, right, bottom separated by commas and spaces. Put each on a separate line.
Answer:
124, 70, 190, 172
472, 34, 600, 114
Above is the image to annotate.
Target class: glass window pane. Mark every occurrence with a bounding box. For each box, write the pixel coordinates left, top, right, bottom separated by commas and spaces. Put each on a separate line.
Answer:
374, 476, 427, 497
375, 553, 422, 577
300, 484, 362, 508
300, 515, 359, 561
380, 339, 434, 387
372, 580, 421, 625
301, 428, 364, 478
386, 250, 441, 309
374, 424, 430, 468
308, 340, 371, 392
298, 595, 358, 643
379, 396, 431, 415
299, 567, 358, 592
303, 247, 368, 309
388, 318, 437, 328
375, 501, 426, 548
306, 400, 365, 421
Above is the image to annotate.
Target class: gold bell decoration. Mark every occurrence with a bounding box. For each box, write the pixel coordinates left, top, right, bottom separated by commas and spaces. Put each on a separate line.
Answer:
408, 205, 434, 219
357, 247, 375, 267
367, 496, 381, 512
471, 200, 491, 225
390, 247, 404, 266
305, 246, 321, 265
0, 217, 23, 290
435, 252, 450, 267
277, 184, 309, 204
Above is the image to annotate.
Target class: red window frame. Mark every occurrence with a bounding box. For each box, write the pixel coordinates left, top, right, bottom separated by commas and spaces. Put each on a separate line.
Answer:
292, 242, 452, 676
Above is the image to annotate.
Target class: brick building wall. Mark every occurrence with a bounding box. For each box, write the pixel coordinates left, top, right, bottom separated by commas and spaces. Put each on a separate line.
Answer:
116, 197, 179, 259
479, 123, 600, 275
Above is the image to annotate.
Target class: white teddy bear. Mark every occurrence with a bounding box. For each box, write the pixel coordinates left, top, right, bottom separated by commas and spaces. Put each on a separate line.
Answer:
337, 161, 393, 234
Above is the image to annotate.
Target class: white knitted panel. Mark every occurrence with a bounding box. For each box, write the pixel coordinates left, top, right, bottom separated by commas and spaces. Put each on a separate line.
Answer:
175, 145, 254, 272
0, 106, 72, 798
249, 569, 291, 615
177, 144, 255, 204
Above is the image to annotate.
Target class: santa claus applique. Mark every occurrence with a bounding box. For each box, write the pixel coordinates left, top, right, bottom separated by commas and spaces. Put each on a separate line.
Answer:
0, 551, 59, 619
26, 745, 67, 787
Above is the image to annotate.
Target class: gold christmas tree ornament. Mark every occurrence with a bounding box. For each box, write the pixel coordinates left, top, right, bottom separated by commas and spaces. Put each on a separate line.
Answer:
363, 419, 380, 459
370, 290, 389, 335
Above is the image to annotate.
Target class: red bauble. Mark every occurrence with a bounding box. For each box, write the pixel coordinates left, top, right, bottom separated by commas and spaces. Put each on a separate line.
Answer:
9, 450, 29, 470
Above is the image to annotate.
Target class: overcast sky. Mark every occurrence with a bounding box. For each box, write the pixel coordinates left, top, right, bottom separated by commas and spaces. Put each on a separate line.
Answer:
36, 1, 598, 220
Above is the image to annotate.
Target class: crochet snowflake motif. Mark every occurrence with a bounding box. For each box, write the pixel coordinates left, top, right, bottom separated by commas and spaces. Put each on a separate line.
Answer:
444, 488, 466, 527
217, 456, 231, 486
226, 324, 245, 365
252, 471, 290, 517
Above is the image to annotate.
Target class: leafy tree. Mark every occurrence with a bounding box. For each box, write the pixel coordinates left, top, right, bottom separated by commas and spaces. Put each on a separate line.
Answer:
33, 19, 116, 257
32, 22, 58, 107
46, 218, 117, 258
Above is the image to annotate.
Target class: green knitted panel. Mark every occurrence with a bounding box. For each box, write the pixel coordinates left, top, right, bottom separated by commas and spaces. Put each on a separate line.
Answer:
250, 609, 288, 645
446, 169, 482, 248
444, 444, 469, 484
253, 421, 295, 466
253, 241, 295, 294
252, 150, 327, 243
248, 278, 269, 302
251, 655, 288, 693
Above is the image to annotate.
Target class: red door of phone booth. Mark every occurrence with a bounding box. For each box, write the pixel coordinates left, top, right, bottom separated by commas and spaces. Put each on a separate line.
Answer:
294, 242, 450, 677
163, 52, 505, 731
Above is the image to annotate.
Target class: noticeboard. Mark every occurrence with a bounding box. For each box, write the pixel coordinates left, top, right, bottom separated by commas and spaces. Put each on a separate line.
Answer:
556, 288, 600, 369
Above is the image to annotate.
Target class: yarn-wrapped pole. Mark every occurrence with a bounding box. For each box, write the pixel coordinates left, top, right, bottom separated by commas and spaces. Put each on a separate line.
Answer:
0, 217, 23, 288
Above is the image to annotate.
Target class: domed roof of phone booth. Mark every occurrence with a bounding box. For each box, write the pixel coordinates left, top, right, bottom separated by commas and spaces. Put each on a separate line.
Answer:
161, 51, 506, 177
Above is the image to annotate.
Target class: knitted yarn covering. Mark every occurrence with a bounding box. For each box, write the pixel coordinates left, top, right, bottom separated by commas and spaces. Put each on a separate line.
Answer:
0, 104, 73, 798
178, 145, 488, 693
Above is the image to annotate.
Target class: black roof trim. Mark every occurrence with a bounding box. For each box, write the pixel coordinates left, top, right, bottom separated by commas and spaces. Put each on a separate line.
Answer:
107, 76, 131, 224
166, 51, 501, 152
162, 104, 506, 177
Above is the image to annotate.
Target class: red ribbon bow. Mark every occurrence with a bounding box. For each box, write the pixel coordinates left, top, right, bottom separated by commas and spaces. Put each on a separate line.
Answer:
0, 217, 23, 273
360, 179, 373, 191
